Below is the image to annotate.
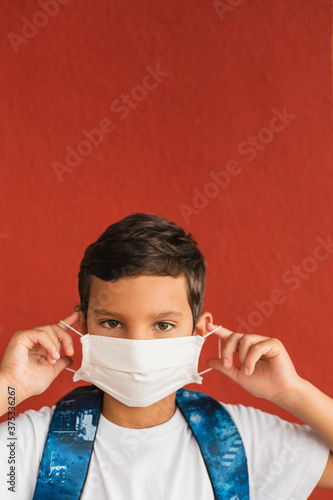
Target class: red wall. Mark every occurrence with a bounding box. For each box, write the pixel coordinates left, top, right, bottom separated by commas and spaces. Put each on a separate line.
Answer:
1, 1, 332, 497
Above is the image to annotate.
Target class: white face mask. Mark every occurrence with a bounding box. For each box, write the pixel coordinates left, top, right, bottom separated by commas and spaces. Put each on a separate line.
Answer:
61, 321, 222, 407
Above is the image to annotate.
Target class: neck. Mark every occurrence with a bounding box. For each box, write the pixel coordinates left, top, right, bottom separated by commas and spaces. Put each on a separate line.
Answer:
102, 392, 177, 429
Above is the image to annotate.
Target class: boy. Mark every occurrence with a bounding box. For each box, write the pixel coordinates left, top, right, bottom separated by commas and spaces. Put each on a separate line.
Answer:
0, 212, 332, 499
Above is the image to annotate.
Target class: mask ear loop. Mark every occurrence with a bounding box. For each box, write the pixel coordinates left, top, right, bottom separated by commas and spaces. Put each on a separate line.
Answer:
198, 325, 222, 376
59, 320, 83, 373
60, 320, 83, 336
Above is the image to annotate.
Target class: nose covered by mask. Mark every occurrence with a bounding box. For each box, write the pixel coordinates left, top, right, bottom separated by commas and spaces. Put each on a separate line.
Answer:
61, 321, 222, 407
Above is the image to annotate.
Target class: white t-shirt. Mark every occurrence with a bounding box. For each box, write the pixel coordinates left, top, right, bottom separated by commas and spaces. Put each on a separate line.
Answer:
0, 398, 329, 500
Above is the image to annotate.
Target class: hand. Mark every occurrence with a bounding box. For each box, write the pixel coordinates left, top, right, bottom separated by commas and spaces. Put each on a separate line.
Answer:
206, 323, 302, 405
0, 311, 78, 405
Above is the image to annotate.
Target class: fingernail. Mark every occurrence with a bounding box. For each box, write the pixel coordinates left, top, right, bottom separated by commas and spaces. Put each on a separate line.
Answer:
68, 345, 74, 355
244, 367, 250, 376
50, 358, 57, 364
208, 322, 219, 329
223, 358, 229, 368
54, 351, 60, 360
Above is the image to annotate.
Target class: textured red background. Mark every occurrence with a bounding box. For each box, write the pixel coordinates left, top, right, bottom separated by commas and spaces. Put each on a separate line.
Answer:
0, 1, 332, 497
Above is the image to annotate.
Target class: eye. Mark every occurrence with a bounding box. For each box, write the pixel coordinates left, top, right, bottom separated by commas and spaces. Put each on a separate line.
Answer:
100, 320, 121, 329
155, 322, 174, 332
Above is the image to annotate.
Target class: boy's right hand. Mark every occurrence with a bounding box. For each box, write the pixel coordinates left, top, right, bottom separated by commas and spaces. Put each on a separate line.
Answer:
0, 311, 78, 406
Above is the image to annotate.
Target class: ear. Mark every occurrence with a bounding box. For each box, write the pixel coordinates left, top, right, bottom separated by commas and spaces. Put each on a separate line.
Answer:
193, 311, 213, 336
78, 310, 88, 334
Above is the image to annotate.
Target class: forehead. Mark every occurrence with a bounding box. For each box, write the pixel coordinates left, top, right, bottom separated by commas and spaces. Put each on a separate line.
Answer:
88, 275, 191, 316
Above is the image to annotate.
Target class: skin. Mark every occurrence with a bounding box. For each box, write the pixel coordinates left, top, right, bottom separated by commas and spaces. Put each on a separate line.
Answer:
79, 275, 212, 428
0, 274, 332, 488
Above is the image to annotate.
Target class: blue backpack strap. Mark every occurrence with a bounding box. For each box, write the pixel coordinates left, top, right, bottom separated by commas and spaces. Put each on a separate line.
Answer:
34, 386, 249, 500
176, 388, 249, 500
33, 385, 103, 500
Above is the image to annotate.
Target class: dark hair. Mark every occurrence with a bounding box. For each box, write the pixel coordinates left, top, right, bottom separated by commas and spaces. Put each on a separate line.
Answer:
76, 213, 207, 331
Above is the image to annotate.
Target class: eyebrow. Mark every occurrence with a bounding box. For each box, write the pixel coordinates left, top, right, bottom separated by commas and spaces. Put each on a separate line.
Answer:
93, 308, 183, 319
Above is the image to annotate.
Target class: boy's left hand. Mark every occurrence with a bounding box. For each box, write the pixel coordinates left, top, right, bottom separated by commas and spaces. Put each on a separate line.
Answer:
206, 323, 302, 406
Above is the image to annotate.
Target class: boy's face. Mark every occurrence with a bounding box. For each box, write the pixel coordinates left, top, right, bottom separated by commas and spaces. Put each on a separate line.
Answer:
80, 275, 204, 339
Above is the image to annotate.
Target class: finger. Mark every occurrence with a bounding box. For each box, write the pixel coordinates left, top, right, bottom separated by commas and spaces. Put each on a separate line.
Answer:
57, 311, 80, 355
55, 327, 75, 356
237, 334, 271, 368
207, 323, 235, 340
221, 332, 245, 367
20, 330, 62, 364
52, 355, 74, 378
34, 311, 79, 347
57, 310, 79, 329
206, 357, 242, 383
35, 324, 74, 360
36, 323, 76, 359
35, 311, 79, 334
35, 326, 62, 357
243, 338, 282, 375
50, 322, 77, 357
